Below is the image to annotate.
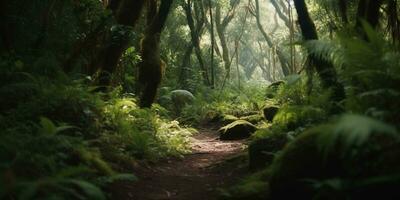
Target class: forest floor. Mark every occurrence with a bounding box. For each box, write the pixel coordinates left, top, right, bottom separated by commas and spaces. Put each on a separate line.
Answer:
110, 125, 249, 200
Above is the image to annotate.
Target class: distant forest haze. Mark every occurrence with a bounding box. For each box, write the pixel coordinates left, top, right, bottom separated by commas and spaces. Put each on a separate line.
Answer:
1, 0, 400, 200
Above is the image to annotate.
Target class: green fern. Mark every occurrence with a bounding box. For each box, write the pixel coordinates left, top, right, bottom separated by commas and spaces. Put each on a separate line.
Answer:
317, 114, 399, 158
38, 117, 76, 135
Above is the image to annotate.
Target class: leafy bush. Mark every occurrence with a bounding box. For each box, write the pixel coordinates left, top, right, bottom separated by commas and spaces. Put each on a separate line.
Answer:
101, 94, 194, 160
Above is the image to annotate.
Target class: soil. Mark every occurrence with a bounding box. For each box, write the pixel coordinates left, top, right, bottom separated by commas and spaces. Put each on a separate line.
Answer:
110, 126, 249, 200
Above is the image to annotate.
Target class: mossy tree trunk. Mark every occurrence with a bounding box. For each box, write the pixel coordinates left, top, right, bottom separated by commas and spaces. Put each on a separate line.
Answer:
138, 0, 173, 108
293, 0, 345, 105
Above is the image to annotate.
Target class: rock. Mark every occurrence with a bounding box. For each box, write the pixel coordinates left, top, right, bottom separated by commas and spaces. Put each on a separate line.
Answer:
158, 95, 171, 107
170, 90, 195, 106
249, 131, 288, 171
170, 90, 195, 113
219, 120, 257, 140
268, 120, 400, 200
268, 126, 341, 200
262, 106, 279, 122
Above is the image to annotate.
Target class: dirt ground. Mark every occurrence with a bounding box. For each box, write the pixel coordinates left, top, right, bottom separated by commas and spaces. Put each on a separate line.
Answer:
110, 126, 249, 200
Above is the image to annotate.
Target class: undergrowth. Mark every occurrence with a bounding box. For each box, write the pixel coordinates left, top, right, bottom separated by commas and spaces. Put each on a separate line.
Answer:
0, 67, 194, 199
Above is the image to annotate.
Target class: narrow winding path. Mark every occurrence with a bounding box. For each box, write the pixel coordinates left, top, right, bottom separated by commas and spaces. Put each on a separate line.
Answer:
111, 126, 248, 200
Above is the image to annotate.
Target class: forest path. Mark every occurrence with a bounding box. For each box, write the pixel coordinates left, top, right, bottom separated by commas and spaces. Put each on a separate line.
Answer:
111, 126, 248, 200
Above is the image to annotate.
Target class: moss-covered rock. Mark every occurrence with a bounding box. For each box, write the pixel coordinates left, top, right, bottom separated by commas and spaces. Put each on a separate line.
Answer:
249, 131, 288, 170
219, 120, 257, 140
268, 127, 334, 200
268, 116, 400, 200
262, 106, 279, 122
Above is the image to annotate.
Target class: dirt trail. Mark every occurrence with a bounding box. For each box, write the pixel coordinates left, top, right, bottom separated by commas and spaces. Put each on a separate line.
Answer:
111, 126, 248, 200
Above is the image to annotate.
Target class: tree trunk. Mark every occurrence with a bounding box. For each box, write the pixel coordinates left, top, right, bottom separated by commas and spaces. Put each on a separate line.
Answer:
179, 43, 193, 88
215, 2, 238, 79
252, 0, 290, 76
138, 0, 174, 108
90, 0, 146, 87
355, 0, 384, 41
270, 0, 290, 28
183, 0, 210, 85
294, 0, 345, 105
209, 0, 215, 88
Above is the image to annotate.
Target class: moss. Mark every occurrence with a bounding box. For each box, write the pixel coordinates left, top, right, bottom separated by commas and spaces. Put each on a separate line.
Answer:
219, 120, 257, 140
268, 121, 400, 200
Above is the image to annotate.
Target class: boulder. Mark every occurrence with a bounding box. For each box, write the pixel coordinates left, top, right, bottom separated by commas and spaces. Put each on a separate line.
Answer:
170, 90, 195, 114
269, 118, 400, 200
170, 90, 195, 106
158, 95, 171, 107
268, 126, 345, 200
262, 106, 279, 122
219, 120, 257, 140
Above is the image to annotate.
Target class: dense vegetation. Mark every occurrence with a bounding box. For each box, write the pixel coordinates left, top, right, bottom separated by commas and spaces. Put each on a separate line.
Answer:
1, 0, 399, 199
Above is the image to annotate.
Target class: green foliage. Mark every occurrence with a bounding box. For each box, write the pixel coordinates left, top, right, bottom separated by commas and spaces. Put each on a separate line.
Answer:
177, 83, 267, 124
101, 94, 193, 160
317, 114, 399, 159
303, 25, 400, 126
0, 65, 194, 199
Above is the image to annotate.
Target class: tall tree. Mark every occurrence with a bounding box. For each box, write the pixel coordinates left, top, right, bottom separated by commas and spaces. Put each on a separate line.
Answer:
215, 0, 239, 79
209, 0, 215, 87
250, 0, 291, 76
183, 0, 211, 85
138, 0, 174, 108
294, 0, 345, 105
